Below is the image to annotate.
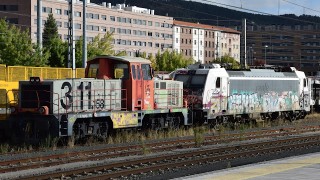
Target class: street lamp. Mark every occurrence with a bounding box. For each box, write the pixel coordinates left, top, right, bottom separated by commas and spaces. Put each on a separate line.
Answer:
264, 45, 268, 65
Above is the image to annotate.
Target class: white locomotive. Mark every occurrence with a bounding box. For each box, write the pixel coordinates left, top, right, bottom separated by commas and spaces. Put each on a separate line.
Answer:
174, 64, 312, 124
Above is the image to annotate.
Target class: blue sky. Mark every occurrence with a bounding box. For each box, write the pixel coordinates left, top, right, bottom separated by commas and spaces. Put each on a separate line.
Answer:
193, 0, 320, 16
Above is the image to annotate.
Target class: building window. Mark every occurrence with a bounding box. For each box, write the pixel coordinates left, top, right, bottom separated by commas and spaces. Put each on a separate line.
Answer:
0, 5, 18, 11
75, 23, 81, 29
148, 32, 153, 36
110, 16, 115, 21
148, 21, 152, 26
110, 27, 115, 33
56, 21, 62, 27
42, 7, 52, 13
155, 22, 160, 27
148, 42, 152, 47
176, 38, 178, 43
93, 14, 99, 19
194, 40, 197, 45
194, 50, 197, 56
64, 10, 69, 15
176, 28, 179, 33
102, 15, 106, 20
75, 11, 81, 17
194, 30, 197, 35
55, 8, 62, 15
101, 26, 107, 32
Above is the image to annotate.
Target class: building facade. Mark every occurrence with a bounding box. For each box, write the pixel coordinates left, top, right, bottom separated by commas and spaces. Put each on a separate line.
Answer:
173, 20, 240, 63
242, 24, 320, 74
0, 0, 241, 63
0, 0, 173, 57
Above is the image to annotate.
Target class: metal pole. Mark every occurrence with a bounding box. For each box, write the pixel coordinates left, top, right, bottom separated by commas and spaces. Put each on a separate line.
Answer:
37, 0, 42, 49
264, 45, 268, 65
82, 0, 87, 68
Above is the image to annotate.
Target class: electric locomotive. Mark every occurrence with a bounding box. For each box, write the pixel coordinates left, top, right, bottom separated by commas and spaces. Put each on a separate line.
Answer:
8, 56, 188, 141
174, 64, 312, 125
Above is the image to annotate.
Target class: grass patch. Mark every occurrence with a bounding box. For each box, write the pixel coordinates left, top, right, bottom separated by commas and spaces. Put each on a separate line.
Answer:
39, 135, 59, 150
0, 143, 9, 154
193, 126, 206, 147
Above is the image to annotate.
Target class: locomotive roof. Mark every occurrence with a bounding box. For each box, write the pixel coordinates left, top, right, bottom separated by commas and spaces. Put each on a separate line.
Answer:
227, 69, 297, 78
90, 55, 151, 64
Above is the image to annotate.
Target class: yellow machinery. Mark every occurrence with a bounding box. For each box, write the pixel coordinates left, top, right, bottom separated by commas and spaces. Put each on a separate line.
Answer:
0, 64, 85, 121
0, 64, 85, 138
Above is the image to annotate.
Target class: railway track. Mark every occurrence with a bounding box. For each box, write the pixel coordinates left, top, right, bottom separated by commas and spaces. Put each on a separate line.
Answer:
0, 125, 319, 178
13, 132, 320, 180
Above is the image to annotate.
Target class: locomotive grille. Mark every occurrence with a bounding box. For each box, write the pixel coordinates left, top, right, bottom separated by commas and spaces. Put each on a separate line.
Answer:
20, 84, 51, 109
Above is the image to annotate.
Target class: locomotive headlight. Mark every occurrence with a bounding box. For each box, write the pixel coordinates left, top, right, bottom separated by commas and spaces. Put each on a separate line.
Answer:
38, 106, 49, 115
38, 107, 45, 114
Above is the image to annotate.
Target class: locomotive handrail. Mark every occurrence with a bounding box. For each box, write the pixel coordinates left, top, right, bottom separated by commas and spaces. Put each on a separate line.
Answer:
59, 88, 127, 114
154, 88, 183, 109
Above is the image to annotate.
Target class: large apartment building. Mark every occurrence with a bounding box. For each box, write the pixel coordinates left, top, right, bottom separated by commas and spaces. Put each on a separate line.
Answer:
241, 24, 320, 74
173, 20, 240, 63
0, 0, 240, 63
0, 0, 174, 57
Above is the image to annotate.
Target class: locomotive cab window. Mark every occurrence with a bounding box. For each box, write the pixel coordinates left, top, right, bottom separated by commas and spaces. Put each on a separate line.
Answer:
114, 64, 129, 79
216, 77, 221, 88
87, 63, 99, 78
131, 65, 136, 80
142, 64, 152, 80
304, 78, 307, 87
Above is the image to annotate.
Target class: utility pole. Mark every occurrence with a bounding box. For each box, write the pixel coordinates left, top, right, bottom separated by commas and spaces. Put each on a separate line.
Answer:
83, 0, 87, 68
37, 0, 42, 49
241, 18, 247, 68
68, 0, 75, 77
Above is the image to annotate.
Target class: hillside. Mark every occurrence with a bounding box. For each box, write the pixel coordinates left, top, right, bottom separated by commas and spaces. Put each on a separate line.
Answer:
91, 0, 320, 27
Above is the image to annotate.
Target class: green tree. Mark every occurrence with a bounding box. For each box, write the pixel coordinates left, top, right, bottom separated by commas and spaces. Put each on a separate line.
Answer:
0, 18, 48, 66
43, 14, 58, 47
155, 50, 193, 71
48, 38, 68, 67
76, 32, 123, 67
213, 55, 240, 69
43, 14, 67, 67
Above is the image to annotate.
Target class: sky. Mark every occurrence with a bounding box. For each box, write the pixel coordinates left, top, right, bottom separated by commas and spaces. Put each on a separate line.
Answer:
192, 0, 320, 16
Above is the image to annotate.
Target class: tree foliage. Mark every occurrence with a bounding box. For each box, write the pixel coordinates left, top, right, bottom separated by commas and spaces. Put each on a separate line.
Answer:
76, 32, 116, 67
155, 50, 194, 71
43, 14, 67, 67
43, 14, 59, 47
213, 55, 240, 69
0, 18, 48, 66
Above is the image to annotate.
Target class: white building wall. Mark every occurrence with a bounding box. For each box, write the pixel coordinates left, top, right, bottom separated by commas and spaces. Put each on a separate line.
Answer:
192, 28, 205, 63
173, 26, 180, 53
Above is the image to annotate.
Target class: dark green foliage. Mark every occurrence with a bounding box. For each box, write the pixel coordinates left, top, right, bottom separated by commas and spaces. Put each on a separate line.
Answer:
43, 14, 59, 48
43, 14, 68, 67
0, 18, 48, 66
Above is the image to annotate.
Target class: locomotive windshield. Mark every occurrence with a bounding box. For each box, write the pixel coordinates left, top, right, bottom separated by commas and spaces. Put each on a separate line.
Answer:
87, 63, 99, 78
175, 74, 207, 89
